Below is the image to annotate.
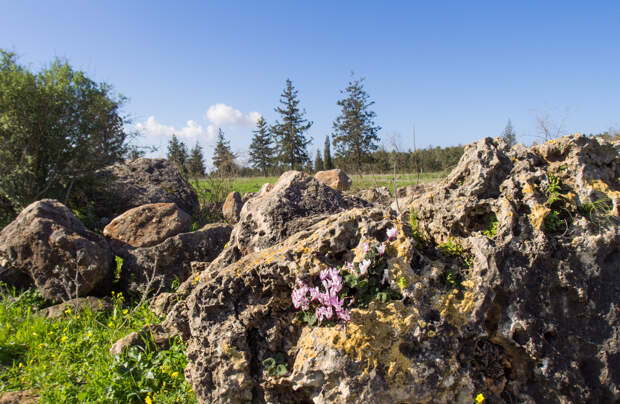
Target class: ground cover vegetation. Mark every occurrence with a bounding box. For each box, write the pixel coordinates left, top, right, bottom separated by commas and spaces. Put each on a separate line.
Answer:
0, 286, 195, 403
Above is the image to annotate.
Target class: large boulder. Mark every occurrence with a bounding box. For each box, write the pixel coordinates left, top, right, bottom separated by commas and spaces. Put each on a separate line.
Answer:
222, 191, 243, 223
315, 168, 352, 191
117, 222, 232, 296
172, 134, 618, 403
91, 158, 199, 221
103, 202, 191, 248
0, 200, 113, 300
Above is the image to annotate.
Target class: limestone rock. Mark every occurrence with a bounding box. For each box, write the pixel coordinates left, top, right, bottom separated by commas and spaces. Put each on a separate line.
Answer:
177, 134, 618, 403
118, 223, 232, 296
0, 200, 113, 300
103, 203, 191, 247
109, 324, 171, 356
222, 192, 243, 223
207, 171, 361, 273
315, 169, 352, 191
90, 158, 199, 220
38, 296, 112, 319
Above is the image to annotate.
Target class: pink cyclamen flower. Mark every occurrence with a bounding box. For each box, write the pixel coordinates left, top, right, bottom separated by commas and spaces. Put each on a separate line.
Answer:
359, 259, 371, 276
316, 305, 333, 322
336, 308, 351, 322
291, 283, 309, 310
387, 227, 398, 240
376, 244, 386, 256
363, 242, 370, 254
345, 262, 354, 272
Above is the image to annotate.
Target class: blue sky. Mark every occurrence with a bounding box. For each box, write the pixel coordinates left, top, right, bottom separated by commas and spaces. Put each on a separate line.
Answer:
1, 1, 619, 168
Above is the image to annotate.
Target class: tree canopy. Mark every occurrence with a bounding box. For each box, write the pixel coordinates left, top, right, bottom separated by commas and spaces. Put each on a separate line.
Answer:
166, 134, 188, 173
248, 117, 274, 176
212, 128, 237, 175
332, 76, 381, 173
0, 50, 129, 226
187, 141, 205, 177
272, 79, 312, 170
502, 119, 517, 147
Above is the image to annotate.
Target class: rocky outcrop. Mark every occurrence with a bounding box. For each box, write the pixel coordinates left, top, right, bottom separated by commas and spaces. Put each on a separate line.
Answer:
222, 191, 243, 223
0, 200, 113, 300
118, 223, 232, 296
315, 169, 352, 191
0, 389, 38, 404
103, 203, 191, 248
109, 324, 171, 356
174, 134, 618, 403
91, 158, 199, 221
207, 171, 362, 273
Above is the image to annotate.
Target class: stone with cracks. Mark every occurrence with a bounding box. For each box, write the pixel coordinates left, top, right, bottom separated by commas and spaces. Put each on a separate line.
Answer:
315, 169, 352, 191
90, 158, 199, 221
0, 199, 113, 300
103, 202, 192, 247
117, 223, 232, 296
222, 191, 243, 224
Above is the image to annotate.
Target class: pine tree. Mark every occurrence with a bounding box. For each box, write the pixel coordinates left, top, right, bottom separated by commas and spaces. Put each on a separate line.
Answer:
502, 119, 517, 147
187, 141, 205, 177
272, 79, 312, 170
314, 149, 324, 172
324, 135, 333, 170
248, 117, 274, 176
332, 76, 380, 173
167, 134, 188, 172
212, 128, 237, 175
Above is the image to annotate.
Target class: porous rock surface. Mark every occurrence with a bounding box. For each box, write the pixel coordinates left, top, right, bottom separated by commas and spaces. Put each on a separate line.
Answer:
0, 200, 113, 300
103, 202, 191, 247
38, 296, 112, 319
91, 158, 199, 220
222, 191, 243, 223
174, 134, 618, 403
315, 168, 352, 191
117, 222, 232, 295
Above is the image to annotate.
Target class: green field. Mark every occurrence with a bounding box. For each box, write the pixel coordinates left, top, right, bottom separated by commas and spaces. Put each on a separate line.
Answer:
192, 171, 445, 197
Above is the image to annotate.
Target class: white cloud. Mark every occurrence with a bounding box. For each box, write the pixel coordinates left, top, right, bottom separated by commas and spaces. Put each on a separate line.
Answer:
206, 124, 217, 140
136, 116, 206, 141
205, 103, 261, 126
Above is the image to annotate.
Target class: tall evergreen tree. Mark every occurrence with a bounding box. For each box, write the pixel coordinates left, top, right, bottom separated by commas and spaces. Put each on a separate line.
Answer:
272, 79, 312, 170
212, 128, 237, 175
248, 117, 274, 176
502, 119, 517, 147
187, 141, 205, 177
332, 76, 381, 173
314, 149, 324, 172
167, 134, 188, 172
324, 135, 333, 169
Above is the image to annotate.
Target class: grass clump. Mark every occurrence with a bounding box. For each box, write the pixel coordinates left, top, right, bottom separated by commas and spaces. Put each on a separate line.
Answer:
482, 212, 498, 238
0, 285, 196, 403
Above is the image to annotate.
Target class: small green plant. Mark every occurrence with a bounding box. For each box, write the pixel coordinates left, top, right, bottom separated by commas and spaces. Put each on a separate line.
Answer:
262, 353, 288, 377
409, 207, 425, 246
542, 171, 572, 234
438, 238, 465, 258
114, 255, 124, 282
543, 210, 563, 233
482, 213, 498, 238
579, 196, 614, 230
443, 270, 460, 288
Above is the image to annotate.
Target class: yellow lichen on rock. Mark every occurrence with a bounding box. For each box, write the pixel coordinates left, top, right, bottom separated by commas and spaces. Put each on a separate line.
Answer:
336, 300, 418, 383
221, 341, 248, 372
436, 279, 477, 328
529, 204, 550, 230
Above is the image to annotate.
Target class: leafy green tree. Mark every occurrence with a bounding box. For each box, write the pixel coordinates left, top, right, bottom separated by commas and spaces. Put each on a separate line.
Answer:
502, 119, 517, 147
314, 149, 324, 172
187, 142, 205, 177
166, 134, 188, 172
248, 117, 274, 176
324, 135, 333, 170
272, 79, 312, 170
332, 76, 381, 173
212, 128, 237, 175
0, 50, 129, 226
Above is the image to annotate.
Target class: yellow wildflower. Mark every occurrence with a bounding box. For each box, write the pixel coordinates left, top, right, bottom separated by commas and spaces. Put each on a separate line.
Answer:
475, 393, 485, 403
60, 335, 68, 343
170, 371, 179, 378
145, 395, 152, 404
122, 309, 128, 315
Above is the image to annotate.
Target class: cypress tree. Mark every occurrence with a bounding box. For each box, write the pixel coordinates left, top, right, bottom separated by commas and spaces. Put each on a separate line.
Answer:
314, 149, 324, 172
167, 134, 188, 172
324, 135, 333, 170
502, 119, 517, 147
248, 117, 274, 176
272, 79, 312, 170
332, 76, 380, 173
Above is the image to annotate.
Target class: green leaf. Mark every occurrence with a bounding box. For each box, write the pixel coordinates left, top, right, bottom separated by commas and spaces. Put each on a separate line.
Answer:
262, 357, 276, 371
276, 364, 288, 376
